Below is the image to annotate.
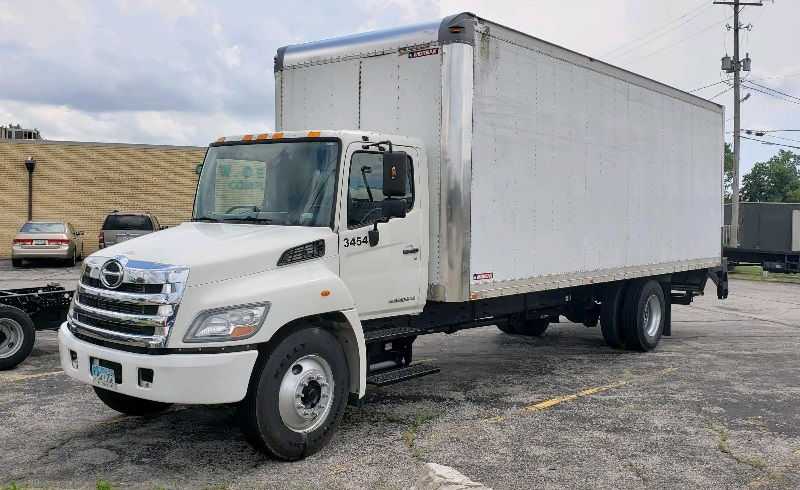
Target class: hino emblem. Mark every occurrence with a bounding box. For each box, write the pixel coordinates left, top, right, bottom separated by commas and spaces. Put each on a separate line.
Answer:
100, 259, 125, 289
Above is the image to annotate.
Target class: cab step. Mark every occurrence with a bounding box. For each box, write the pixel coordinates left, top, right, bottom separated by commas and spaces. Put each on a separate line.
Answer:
367, 363, 440, 387
364, 326, 423, 343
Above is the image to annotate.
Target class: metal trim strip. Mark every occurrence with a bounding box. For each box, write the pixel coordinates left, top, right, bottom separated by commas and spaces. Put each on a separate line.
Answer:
73, 300, 167, 327
435, 43, 474, 302
67, 317, 166, 348
77, 282, 178, 306
470, 258, 722, 300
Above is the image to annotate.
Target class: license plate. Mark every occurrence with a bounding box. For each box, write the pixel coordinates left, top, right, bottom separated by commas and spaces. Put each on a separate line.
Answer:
33, 239, 46, 245
91, 361, 117, 390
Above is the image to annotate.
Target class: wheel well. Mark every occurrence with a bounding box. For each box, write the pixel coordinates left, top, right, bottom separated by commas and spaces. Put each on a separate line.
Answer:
256, 313, 362, 397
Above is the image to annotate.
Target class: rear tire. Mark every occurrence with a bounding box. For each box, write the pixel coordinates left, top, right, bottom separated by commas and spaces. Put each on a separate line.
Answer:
93, 387, 172, 416
496, 323, 517, 334
621, 280, 666, 352
0, 306, 36, 370
600, 283, 626, 349
239, 326, 349, 460
505, 315, 550, 337
11, 259, 23, 268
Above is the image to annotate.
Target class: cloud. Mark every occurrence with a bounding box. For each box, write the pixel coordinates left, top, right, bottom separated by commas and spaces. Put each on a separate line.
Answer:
2, 0, 798, 173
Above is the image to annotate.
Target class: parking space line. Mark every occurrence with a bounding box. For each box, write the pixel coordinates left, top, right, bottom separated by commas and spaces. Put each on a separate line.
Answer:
487, 367, 677, 422
0, 370, 64, 384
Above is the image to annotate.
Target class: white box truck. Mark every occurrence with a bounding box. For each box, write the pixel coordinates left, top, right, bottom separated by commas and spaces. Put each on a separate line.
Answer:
58, 13, 728, 460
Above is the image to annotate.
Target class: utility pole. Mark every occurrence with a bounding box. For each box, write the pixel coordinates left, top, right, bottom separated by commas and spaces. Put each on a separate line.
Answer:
715, 0, 762, 248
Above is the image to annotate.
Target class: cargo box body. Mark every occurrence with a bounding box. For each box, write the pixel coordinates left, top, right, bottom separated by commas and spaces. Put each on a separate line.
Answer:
275, 13, 724, 303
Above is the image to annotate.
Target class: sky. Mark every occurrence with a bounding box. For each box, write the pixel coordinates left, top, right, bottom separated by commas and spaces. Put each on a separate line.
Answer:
1, 0, 798, 175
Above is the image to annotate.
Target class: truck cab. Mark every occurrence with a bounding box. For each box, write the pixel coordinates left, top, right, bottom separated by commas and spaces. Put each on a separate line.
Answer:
59, 130, 428, 460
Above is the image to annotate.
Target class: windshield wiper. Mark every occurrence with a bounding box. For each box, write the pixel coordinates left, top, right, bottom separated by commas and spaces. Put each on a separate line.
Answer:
223, 216, 273, 224
192, 216, 220, 222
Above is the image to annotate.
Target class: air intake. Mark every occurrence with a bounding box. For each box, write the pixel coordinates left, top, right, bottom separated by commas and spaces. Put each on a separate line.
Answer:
278, 240, 325, 266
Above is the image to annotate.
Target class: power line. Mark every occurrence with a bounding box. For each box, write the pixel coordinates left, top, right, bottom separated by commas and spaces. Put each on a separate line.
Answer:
742, 129, 800, 133
740, 134, 800, 151
709, 85, 734, 100
744, 80, 800, 102
619, 13, 733, 63
741, 82, 800, 105
603, 1, 711, 59
688, 78, 732, 93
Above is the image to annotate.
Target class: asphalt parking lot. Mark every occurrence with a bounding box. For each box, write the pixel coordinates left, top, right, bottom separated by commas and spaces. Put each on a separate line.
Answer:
1, 262, 799, 489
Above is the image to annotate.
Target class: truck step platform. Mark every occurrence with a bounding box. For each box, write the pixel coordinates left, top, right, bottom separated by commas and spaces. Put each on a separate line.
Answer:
364, 326, 423, 343
367, 363, 440, 387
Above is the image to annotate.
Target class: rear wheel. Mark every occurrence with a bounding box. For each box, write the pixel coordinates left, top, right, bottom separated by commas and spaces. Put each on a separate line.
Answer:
503, 315, 550, 337
621, 280, 666, 352
600, 283, 626, 349
93, 387, 172, 416
0, 306, 36, 370
66, 250, 77, 267
239, 326, 349, 460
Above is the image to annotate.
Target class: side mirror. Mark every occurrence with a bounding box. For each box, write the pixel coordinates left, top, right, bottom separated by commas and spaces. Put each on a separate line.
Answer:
382, 199, 407, 219
382, 151, 408, 197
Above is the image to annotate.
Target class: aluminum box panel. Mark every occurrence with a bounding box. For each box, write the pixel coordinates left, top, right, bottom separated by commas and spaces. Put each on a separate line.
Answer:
469, 21, 723, 297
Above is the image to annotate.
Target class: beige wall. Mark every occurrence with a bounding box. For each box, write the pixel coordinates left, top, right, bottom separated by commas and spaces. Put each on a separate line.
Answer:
0, 140, 206, 259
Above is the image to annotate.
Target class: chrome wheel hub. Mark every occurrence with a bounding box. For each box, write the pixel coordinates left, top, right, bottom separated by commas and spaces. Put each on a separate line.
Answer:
643, 294, 663, 338
278, 354, 334, 433
0, 318, 24, 359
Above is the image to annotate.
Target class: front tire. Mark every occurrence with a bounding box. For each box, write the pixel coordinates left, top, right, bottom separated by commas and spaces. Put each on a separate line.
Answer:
621, 280, 666, 352
239, 326, 349, 460
0, 306, 36, 370
93, 387, 172, 416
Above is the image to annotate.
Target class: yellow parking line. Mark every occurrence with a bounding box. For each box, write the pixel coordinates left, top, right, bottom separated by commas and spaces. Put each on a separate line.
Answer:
0, 370, 64, 383
488, 367, 677, 422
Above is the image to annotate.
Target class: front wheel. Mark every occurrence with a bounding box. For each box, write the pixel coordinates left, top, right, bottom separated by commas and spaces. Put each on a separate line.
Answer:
93, 387, 172, 416
239, 326, 349, 460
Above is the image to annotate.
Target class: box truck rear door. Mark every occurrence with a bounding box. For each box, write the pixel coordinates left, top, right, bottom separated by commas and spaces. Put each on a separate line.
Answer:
339, 146, 425, 318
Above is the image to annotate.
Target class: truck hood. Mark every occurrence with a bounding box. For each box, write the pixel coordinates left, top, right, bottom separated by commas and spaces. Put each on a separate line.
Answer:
92, 222, 337, 286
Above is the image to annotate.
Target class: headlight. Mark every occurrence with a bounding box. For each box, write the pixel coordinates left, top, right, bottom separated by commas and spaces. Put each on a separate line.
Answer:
184, 302, 270, 342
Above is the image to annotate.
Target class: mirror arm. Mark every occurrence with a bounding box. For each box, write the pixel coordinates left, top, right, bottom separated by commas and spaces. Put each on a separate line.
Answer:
369, 221, 380, 247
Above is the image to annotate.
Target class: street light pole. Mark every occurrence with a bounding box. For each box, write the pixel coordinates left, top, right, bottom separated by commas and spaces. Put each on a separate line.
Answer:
24, 156, 36, 221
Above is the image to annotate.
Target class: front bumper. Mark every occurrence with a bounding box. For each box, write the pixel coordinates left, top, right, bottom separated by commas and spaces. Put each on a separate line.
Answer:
12, 245, 71, 259
58, 324, 259, 404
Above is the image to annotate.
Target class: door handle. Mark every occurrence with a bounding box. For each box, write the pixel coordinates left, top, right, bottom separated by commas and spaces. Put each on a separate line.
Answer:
403, 246, 419, 255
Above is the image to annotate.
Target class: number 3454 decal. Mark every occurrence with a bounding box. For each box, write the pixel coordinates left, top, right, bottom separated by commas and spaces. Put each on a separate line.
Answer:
343, 235, 369, 247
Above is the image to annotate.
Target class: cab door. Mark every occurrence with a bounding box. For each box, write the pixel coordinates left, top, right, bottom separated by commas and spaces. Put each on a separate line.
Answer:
338, 144, 426, 319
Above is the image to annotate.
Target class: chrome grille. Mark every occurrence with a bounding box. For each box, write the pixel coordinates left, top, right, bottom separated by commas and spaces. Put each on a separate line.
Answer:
67, 256, 189, 349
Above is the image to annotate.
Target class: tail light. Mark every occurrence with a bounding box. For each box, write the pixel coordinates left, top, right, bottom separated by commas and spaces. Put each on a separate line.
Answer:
98, 231, 105, 249
50, 238, 71, 245
13, 238, 32, 245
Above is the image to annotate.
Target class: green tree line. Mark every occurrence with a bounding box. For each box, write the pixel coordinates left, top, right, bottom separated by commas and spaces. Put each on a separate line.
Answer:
726, 144, 800, 203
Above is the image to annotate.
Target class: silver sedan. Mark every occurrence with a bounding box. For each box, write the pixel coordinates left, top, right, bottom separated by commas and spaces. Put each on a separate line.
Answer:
11, 221, 84, 267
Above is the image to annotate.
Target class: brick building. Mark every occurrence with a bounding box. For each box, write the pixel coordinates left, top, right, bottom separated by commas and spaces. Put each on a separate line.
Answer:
0, 139, 206, 259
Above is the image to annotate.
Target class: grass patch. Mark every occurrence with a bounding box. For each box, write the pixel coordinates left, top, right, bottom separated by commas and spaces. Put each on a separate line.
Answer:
710, 424, 768, 470
401, 410, 439, 460
1, 483, 22, 490
96, 480, 114, 490
729, 265, 800, 284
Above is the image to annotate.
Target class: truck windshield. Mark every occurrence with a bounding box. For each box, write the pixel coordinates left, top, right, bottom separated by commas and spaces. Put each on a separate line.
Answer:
193, 140, 340, 228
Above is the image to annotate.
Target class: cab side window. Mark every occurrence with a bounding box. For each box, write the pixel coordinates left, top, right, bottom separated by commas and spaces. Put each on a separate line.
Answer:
347, 152, 414, 229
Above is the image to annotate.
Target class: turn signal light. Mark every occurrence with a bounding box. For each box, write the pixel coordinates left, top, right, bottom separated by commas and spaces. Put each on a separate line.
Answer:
98, 232, 105, 249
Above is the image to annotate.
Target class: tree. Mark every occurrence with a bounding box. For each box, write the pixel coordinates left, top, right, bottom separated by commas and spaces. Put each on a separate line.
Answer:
740, 150, 800, 203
